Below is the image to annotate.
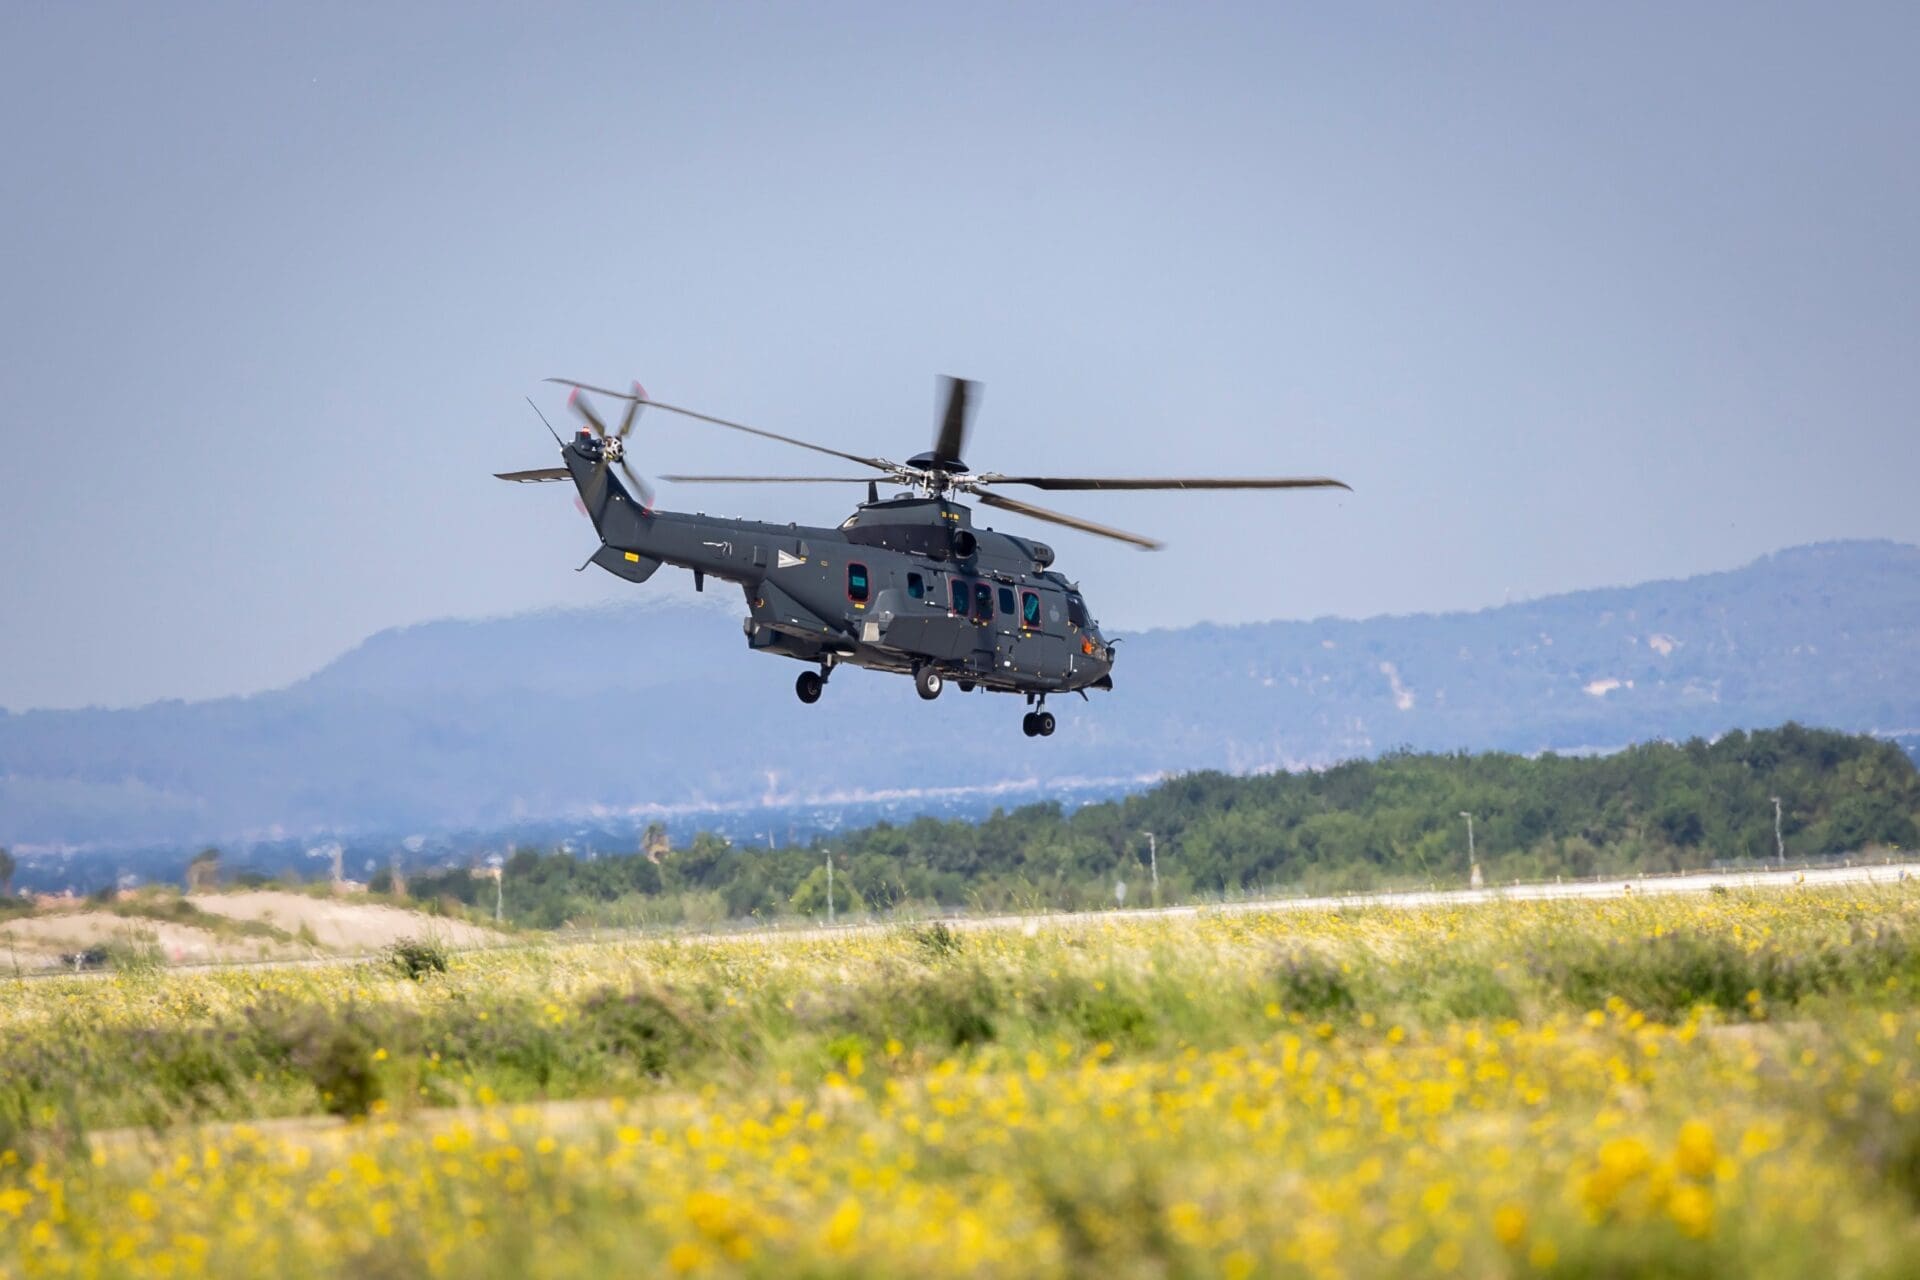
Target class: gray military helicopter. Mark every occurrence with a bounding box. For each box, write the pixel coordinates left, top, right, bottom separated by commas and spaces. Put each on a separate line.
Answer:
497, 377, 1347, 737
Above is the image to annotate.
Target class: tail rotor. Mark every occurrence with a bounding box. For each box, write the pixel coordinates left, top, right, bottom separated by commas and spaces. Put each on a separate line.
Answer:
566, 381, 655, 513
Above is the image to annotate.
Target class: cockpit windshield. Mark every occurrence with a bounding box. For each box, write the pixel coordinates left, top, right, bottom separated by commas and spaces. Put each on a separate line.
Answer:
1066, 593, 1090, 629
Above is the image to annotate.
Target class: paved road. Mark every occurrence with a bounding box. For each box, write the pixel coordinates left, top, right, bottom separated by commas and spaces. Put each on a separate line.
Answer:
1209, 859, 1920, 914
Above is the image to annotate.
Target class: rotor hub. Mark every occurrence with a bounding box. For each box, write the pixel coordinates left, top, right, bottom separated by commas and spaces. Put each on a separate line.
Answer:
906, 450, 966, 475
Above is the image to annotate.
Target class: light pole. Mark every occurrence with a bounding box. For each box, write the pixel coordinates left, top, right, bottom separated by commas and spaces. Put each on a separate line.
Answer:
1771, 797, 1784, 866
1460, 812, 1481, 889
1141, 831, 1159, 906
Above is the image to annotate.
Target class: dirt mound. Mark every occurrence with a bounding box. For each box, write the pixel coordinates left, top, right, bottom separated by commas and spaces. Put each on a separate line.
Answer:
1, 891, 500, 972
1, 911, 291, 968
188, 891, 499, 952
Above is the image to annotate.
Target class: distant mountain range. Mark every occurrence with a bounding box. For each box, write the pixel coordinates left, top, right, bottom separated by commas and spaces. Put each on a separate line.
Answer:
4, 540, 1917, 852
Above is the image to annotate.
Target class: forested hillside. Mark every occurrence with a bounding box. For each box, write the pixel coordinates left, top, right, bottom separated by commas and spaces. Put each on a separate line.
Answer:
4, 540, 1918, 849
395, 725, 1920, 926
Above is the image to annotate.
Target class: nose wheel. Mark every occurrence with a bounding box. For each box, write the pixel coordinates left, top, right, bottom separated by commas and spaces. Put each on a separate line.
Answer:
1022, 710, 1056, 737
795, 670, 824, 704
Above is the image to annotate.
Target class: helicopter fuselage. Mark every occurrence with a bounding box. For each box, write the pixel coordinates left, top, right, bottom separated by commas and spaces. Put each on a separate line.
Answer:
564, 435, 1117, 699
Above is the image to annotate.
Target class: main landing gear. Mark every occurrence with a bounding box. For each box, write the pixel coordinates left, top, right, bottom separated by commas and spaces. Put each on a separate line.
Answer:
914, 664, 944, 701
1021, 693, 1055, 737
796, 656, 837, 705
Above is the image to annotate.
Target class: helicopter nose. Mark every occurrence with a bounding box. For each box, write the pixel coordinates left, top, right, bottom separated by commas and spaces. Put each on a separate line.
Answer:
1080, 636, 1116, 667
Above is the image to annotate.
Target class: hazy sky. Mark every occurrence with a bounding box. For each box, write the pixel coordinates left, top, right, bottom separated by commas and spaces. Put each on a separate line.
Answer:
3, 3, 1916, 710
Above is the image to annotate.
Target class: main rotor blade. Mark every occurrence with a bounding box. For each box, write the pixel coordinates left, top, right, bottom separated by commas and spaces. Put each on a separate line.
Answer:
616, 380, 643, 439
969, 489, 1163, 551
617, 458, 655, 511
657, 474, 878, 484
932, 376, 975, 465
567, 387, 611, 438
494, 467, 571, 483
547, 378, 896, 473
973, 474, 1352, 492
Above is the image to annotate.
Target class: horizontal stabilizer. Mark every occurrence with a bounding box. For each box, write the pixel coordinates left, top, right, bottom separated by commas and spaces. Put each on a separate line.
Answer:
591, 545, 663, 583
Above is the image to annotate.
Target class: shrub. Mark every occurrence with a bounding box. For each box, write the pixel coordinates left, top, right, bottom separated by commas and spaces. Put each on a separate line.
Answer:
1542, 930, 1784, 1017
101, 933, 164, 975
1538, 923, 1920, 1019
278, 1009, 383, 1118
1272, 947, 1356, 1015
579, 986, 705, 1075
1027, 973, 1153, 1046
803, 964, 1004, 1049
909, 920, 964, 960
1423, 962, 1522, 1021
386, 936, 449, 980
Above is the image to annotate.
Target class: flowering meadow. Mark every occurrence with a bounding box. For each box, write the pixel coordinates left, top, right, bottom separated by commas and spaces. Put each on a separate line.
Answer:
7, 888, 1920, 1277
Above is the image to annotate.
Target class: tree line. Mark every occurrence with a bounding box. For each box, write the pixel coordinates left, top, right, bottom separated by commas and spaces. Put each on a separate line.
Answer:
377, 725, 1920, 928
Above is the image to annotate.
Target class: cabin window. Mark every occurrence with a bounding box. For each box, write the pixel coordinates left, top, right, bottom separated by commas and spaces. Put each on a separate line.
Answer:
998, 586, 1016, 616
1067, 593, 1090, 629
907, 572, 925, 600
847, 563, 870, 603
973, 582, 994, 622
1021, 590, 1042, 628
950, 579, 969, 613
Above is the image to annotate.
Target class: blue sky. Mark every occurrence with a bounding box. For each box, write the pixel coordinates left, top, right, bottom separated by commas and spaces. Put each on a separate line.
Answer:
3, 2, 1916, 709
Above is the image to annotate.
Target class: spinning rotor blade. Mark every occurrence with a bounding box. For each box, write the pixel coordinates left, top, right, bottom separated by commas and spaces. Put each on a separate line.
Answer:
547, 378, 897, 473
932, 376, 976, 465
616, 381, 643, 440
973, 475, 1352, 492
567, 387, 611, 437
657, 474, 878, 484
970, 489, 1163, 551
617, 458, 655, 510
494, 468, 571, 483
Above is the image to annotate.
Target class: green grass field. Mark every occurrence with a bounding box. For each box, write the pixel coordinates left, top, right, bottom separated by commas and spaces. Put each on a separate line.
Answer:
6, 888, 1920, 1277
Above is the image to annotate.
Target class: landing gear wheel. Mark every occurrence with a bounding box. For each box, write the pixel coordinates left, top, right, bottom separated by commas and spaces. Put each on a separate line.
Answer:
1021, 713, 1039, 737
795, 671, 824, 704
957, 681, 976, 693
1036, 711, 1056, 737
914, 665, 944, 701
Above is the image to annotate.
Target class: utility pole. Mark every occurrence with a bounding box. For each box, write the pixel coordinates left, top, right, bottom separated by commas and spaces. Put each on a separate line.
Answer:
826, 851, 834, 926
1141, 831, 1159, 907
1771, 797, 1785, 866
1460, 812, 1481, 889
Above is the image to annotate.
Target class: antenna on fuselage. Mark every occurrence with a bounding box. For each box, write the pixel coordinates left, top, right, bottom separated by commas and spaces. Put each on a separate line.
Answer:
526, 397, 565, 446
